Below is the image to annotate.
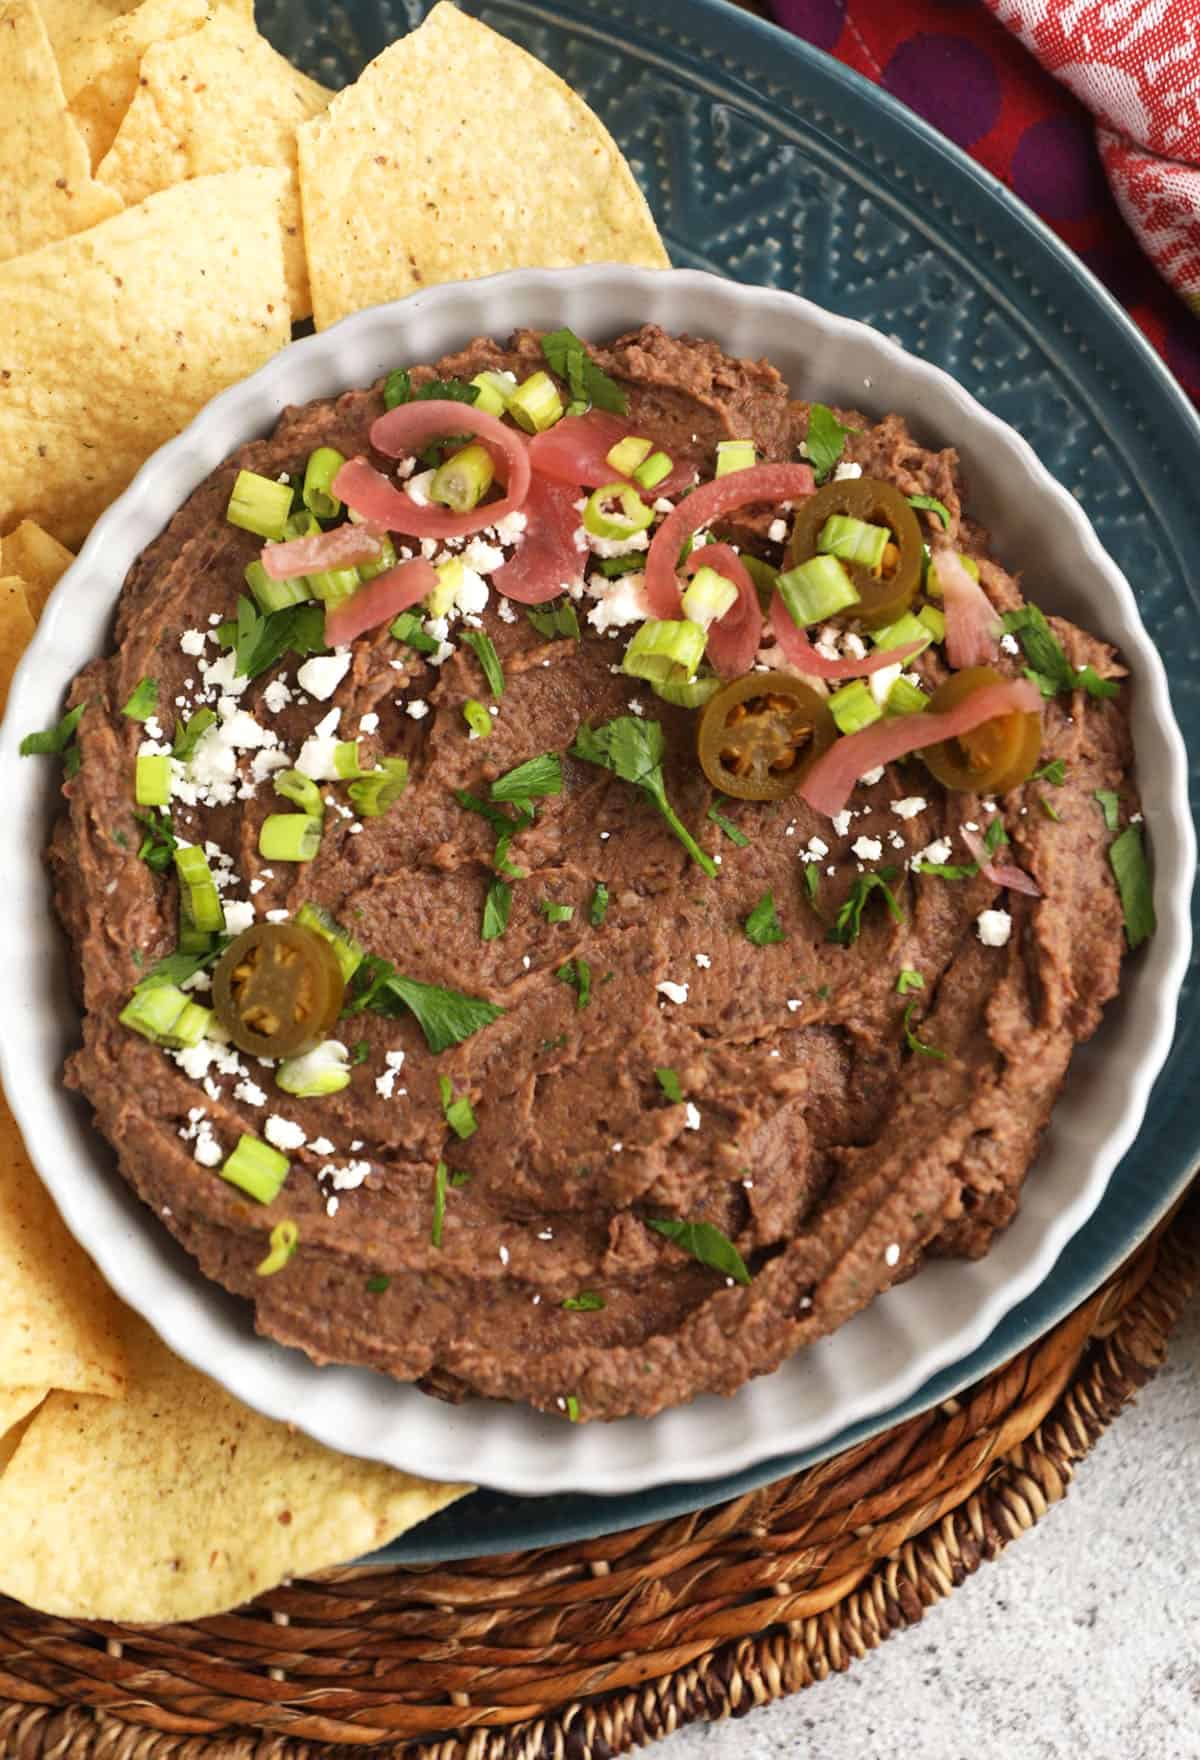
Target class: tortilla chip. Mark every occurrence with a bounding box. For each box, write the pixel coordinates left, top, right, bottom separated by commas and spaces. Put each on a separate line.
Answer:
0, 1086, 127, 1398
298, 0, 669, 332
0, 1387, 48, 1471
0, 578, 36, 717
57, 0, 210, 165
96, 8, 328, 316
0, 520, 74, 619
34, 0, 132, 60
0, 166, 292, 549
0, 0, 124, 264
0, 1307, 468, 1621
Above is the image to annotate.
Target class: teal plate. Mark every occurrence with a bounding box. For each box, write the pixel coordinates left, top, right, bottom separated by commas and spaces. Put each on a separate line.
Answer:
257, 0, 1200, 1560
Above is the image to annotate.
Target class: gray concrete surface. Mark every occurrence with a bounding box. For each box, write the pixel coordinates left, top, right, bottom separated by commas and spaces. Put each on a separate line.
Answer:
650, 1295, 1200, 1760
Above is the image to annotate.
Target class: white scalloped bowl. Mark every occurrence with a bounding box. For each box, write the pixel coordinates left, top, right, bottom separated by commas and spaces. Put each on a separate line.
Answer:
1, 267, 1191, 1495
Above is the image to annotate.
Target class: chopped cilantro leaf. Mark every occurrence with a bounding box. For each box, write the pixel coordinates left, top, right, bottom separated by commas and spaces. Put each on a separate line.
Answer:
564, 1395, 581, 1422
805, 403, 854, 484
1034, 758, 1066, 786
1040, 797, 1061, 821
982, 818, 1009, 854
20, 701, 85, 761
431, 1160, 448, 1249
172, 707, 216, 762
134, 807, 177, 874
439, 1075, 477, 1140
366, 1273, 391, 1293
908, 494, 952, 529
913, 861, 978, 880
383, 368, 411, 410
219, 598, 326, 681
491, 752, 562, 803
1109, 824, 1155, 950
589, 882, 609, 927
562, 1291, 605, 1311
526, 599, 581, 642
121, 677, 158, 722
903, 1001, 947, 1061
816, 984, 831, 1001
344, 956, 503, 1052
461, 628, 504, 698
707, 803, 750, 847
138, 943, 227, 989
597, 554, 645, 579
390, 610, 439, 654
540, 326, 627, 415
896, 968, 924, 995
556, 957, 592, 1010
349, 1040, 371, 1066
1000, 606, 1119, 702
803, 864, 821, 906
1094, 789, 1120, 832
112, 830, 128, 849
571, 716, 716, 877
482, 878, 512, 942
415, 378, 480, 405
450, 1169, 472, 1188
539, 899, 574, 924
647, 1217, 751, 1286
655, 1067, 683, 1103
828, 868, 903, 946
744, 890, 785, 946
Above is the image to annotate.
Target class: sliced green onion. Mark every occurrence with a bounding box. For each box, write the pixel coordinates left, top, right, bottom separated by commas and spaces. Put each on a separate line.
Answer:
597, 553, 646, 579
135, 753, 171, 807
463, 698, 492, 739
357, 533, 397, 583
919, 604, 947, 642
655, 1067, 683, 1103
219, 1133, 290, 1204
715, 439, 756, 477
925, 549, 979, 598
469, 370, 515, 416
430, 442, 495, 513
439, 1074, 477, 1139
295, 903, 364, 982
283, 508, 320, 541
334, 740, 368, 779
121, 677, 158, 721
633, 449, 672, 490
817, 513, 889, 571
622, 619, 706, 687
427, 557, 462, 618
226, 469, 293, 541
174, 845, 224, 933
652, 671, 722, 708
259, 813, 322, 862
507, 370, 564, 434
828, 678, 883, 735
582, 482, 654, 540
256, 1219, 299, 1276
276, 1040, 352, 1097
302, 447, 346, 521
170, 999, 214, 1048
348, 756, 409, 818
885, 676, 930, 717
777, 553, 860, 625
871, 611, 932, 656
461, 628, 505, 698
390, 609, 439, 654
307, 564, 361, 607
606, 435, 652, 477
274, 768, 324, 817
177, 887, 215, 955
680, 564, 739, 628
245, 558, 310, 614
119, 982, 199, 1045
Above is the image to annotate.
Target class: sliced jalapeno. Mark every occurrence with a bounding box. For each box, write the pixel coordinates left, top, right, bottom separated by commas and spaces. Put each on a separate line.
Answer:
921, 665, 1043, 794
785, 477, 923, 628
213, 921, 346, 1059
697, 671, 837, 801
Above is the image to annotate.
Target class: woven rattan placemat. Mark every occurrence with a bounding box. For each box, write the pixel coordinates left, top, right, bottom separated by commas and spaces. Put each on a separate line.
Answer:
1, 1186, 1196, 1759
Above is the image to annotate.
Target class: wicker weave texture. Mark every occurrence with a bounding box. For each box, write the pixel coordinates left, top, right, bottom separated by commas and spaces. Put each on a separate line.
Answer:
0, 1190, 1195, 1760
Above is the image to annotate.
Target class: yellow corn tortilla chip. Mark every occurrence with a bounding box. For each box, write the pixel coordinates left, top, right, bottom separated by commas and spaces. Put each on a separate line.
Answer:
35, 0, 133, 60
0, 166, 292, 549
0, 520, 74, 619
0, 0, 124, 263
96, 8, 329, 317
0, 1307, 468, 1621
0, 1085, 127, 1398
57, 0, 210, 165
0, 578, 36, 718
298, 0, 669, 332
0, 1387, 48, 1471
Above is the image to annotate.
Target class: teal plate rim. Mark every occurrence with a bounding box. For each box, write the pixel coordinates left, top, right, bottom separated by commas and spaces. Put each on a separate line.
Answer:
267, 0, 1198, 1561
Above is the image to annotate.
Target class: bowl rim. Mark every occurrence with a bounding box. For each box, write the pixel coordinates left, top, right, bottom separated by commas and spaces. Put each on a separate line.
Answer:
1, 263, 1192, 1495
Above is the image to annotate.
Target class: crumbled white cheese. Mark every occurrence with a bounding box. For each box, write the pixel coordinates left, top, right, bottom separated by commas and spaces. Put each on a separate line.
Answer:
297, 652, 352, 701
358, 711, 380, 736
406, 469, 436, 507
490, 509, 527, 547
375, 1069, 398, 1099
976, 908, 1012, 948
234, 1078, 267, 1107
767, 518, 788, 544
831, 810, 853, 838
656, 980, 689, 1005
585, 526, 650, 560
308, 1135, 335, 1157
891, 796, 927, 820
806, 835, 829, 859
453, 563, 490, 615
1000, 632, 1020, 656
786, 999, 802, 1012
914, 836, 953, 867
193, 1127, 222, 1169
684, 1102, 702, 1131
201, 652, 248, 697
295, 736, 340, 781
461, 537, 505, 577
223, 900, 255, 935
262, 678, 292, 715
586, 571, 648, 635
406, 699, 429, 721
694, 952, 712, 969
860, 765, 886, 786
385, 1050, 405, 1071
265, 1115, 306, 1152
220, 708, 278, 750
174, 1037, 223, 1081
328, 1160, 370, 1191
497, 596, 518, 624
842, 631, 868, 659
833, 460, 863, 480
885, 1241, 901, 1267
869, 663, 902, 709
852, 835, 883, 862
180, 628, 207, 657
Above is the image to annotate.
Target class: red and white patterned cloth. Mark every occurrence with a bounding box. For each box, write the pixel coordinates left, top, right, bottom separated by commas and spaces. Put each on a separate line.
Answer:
989, 0, 1200, 312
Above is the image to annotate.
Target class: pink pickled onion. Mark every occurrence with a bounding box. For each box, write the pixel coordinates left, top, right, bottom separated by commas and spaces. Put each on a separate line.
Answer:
960, 826, 1042, 897
769, 592, 924, 681
491, 475, 586, 605
334, 401, 531, 539
323, 557, 437, 648
262, 522, 381, 580
528, 411, 693, 498
644, 463, 815, 618
935, 546, 1000, 669
799, 676, 1043, 818
683, 543, 762, 679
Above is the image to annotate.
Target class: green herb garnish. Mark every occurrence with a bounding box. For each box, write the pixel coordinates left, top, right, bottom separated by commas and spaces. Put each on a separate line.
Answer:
983, 818, 1009, 854
439, 1075, 477, 1141
589, 882, 609, 927
1040, 797, 1061, 821
907, 494, 951, 529
137, 943, 227, 989
172, 707, 216, 762
803, 864, 821, 907
647, 1217, 751, 1286
562, 1291, 605, 1312
491, 752, 562, 803
482, 878, 512, 941
431, 1160, 448, 1248
383, 368, 411, 410
134, 807, 177, 874
540, 327, 627, 415
461, 628, 504, 698
896, 968, 924, 995
655, 1067, 683, 1103
344, 957, 503, 1053
121, 677, 158, 722
556, 957, 592, 1010
526, 599, 581, 642
390, 610, 439, 655
1094, 789, 1120, 832
20, 701, 85, 765
349, 1040, 371, 1065
1000, 606, 1119, 701
366, 1274, 391, 1293
564, 1394, 581, 1422
571, 716, 716, 877
805, 403, 854, 484
912, 861, 978, 880
539, 899, 574, 924
903, 1001, 947, 1061
597, 554, 645, 579
829, 868, 903, 946
707, 803, 750, 847
744, 890, 785, 946
1033, 758, 1066, 786
1108, 824, 1155, 950
218, 598, 326, 680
